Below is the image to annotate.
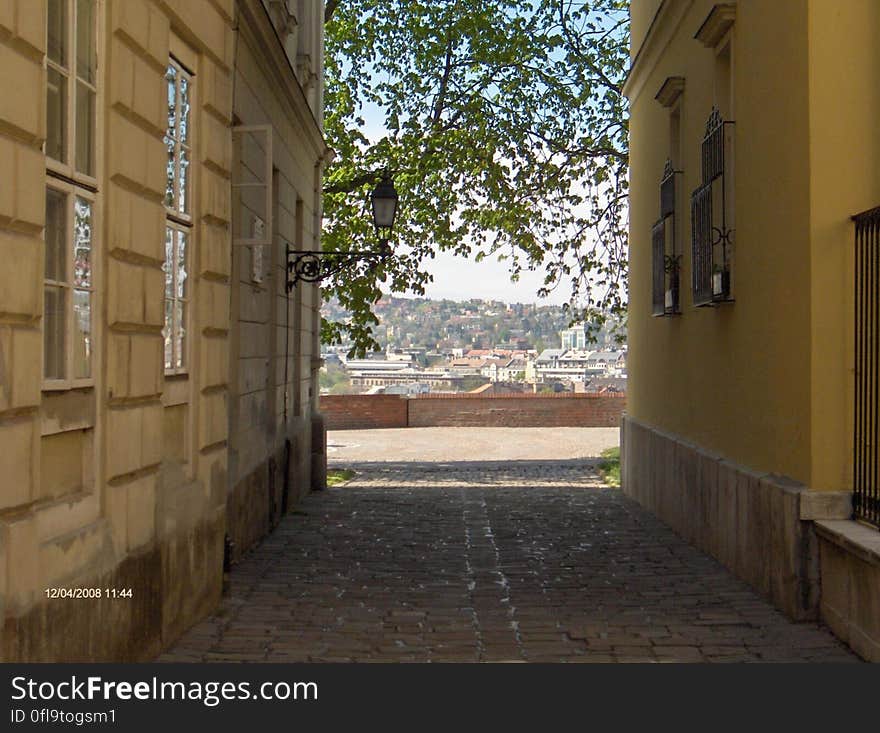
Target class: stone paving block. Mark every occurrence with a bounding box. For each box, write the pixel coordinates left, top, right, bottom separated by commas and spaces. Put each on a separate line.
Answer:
164, 459, 858, 663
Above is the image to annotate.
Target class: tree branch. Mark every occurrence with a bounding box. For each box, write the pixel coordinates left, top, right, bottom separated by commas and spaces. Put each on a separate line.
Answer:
431, 34, 455, 126
324, 170, 381, 194
325, 0, 340, 24
556, 0, 624, 96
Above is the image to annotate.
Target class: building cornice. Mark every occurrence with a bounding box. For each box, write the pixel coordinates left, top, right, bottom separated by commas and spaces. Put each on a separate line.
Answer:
654, 76, 685, 108
623, 0, 694, 103
236, 0, 331, 162
694, 3, 736, 48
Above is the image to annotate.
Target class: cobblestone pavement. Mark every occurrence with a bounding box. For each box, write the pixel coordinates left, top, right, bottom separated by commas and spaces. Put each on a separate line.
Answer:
161, 458, 858, 663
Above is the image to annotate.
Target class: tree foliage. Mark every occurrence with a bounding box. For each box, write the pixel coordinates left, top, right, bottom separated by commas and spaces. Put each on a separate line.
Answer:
323, 0, 629, 356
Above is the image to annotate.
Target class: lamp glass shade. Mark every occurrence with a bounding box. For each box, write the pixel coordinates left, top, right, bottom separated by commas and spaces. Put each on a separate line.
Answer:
370, 178, 398, 232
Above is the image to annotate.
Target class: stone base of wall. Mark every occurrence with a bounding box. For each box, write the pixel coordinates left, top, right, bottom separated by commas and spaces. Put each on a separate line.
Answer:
815, 521, 880, 661
622, 415, 842, 622
226, 450, 286, 564
226, 420, 319, 563
311, 412, 327, 491
1, 511, 224, 662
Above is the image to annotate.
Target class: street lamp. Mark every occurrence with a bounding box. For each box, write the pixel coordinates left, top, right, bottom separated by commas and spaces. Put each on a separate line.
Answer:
286, 173, 399, 291
371, 174, 398, 246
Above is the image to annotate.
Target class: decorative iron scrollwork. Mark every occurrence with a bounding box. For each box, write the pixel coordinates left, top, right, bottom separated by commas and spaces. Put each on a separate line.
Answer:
285, 245, 392, 292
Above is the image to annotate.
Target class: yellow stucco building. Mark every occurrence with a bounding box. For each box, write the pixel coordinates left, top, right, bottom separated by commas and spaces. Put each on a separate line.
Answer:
0, 0, 329, 661
624, 0, 880, 660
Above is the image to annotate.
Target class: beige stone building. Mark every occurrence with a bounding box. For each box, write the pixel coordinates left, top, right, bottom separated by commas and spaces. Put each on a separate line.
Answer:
0, 0, 328, 661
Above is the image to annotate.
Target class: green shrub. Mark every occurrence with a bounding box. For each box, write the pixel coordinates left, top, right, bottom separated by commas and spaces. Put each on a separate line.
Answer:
327, 468, 355, 487
598, 447, 620, 488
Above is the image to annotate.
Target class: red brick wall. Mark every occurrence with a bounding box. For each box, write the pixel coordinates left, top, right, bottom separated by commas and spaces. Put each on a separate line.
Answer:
321, 395, 409, 429
321, 393, 626, 429
408, 393, 626, 427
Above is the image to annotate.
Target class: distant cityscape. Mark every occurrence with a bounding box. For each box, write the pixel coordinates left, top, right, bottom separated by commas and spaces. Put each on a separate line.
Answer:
321, 297, 627, 396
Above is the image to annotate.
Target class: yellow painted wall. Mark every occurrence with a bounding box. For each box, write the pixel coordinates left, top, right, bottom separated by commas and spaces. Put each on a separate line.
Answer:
627, 0, 814, 485
807, 0, 880, 491
630, 0, 664, 61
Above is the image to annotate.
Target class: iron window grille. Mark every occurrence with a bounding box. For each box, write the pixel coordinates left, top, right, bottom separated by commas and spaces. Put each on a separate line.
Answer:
852, 206, 880, 528
652, 159, 682, 316
691, 107, 735, 306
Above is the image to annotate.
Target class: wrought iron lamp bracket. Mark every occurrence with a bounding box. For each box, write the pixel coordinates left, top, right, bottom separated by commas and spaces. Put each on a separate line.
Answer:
285, 243, 391, 292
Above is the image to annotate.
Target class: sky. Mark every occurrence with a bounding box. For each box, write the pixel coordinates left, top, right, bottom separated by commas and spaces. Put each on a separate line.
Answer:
412, 248, 572, 305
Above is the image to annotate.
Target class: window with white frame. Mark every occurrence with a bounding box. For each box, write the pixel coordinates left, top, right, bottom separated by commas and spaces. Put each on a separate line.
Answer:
46, 0, 97, 179
163, 225, 189, 372
164, 59, 192, 217
44, 186, 94, 385
163, 58, 193, 373
44, 0, 97, 388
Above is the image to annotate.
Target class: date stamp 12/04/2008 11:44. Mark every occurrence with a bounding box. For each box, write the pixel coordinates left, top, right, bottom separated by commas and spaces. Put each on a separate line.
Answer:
44, 587, 133, 599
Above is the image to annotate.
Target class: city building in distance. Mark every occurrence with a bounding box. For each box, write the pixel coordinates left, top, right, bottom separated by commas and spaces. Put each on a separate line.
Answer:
321, 297, 626, 396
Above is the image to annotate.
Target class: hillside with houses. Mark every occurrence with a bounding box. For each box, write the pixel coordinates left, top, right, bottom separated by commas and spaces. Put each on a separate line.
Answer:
321, 297, 626, 396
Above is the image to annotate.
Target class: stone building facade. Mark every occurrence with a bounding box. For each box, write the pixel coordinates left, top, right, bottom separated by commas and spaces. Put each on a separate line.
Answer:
0, 0, 327, 661
624, 0, 880, 660
227, 0, 328, 561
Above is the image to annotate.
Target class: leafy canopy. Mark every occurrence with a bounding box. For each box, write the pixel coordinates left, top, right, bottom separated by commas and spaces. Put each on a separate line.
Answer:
323, 0, 629, 356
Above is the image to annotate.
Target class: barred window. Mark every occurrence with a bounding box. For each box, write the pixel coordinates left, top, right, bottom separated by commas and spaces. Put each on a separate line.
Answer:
652, 160, 681, 316
691, 107, 734, 305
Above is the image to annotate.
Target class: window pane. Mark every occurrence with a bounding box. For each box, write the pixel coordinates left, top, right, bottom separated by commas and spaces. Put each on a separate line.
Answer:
73, 197, 92, 287
163, 228, 174, 298
46, 66, 67, 163
175, 300, 186, 369
47, 0, 67, 67
44, 287, 66, 379
164, 135, 175, 208
73, 289, 91, 379
76, 0, 96, 84
176, 230, 187, 298
179, 75, 190, 144
45, 189, 67, 281
164, 298, 173, 369
178, 146, 190, 214
166, 66, 177, 138
75, 82, 95, 176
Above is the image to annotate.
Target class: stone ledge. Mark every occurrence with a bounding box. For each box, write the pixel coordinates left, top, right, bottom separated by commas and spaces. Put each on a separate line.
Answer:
800, 491, 852, 520
815, 520, 880, 568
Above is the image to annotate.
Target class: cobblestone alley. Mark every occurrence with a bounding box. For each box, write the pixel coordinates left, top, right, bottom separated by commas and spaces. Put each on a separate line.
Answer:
161, 428, 858, 663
